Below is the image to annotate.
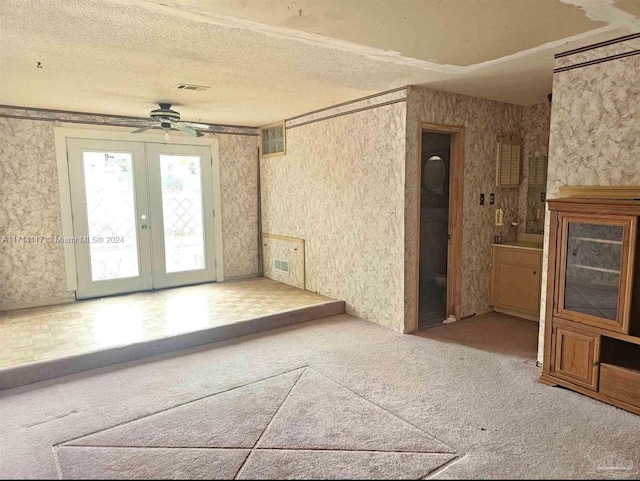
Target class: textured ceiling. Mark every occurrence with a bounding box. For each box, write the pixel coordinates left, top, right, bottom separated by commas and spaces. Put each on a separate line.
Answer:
0, 0, 638, 126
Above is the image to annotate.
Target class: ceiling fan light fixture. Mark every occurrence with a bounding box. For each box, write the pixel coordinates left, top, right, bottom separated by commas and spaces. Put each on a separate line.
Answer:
132, 103, 207, 138
150, 104, 181, 122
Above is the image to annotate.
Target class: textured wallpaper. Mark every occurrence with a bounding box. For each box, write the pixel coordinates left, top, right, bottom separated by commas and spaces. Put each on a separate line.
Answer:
405, 86, 524, 330
218, 134, 260, 279
0, 118, 73, 305
261, 101, 407, 332
538, 41, 640, 363
0, 115, 259, 307
519, 103, 551, 234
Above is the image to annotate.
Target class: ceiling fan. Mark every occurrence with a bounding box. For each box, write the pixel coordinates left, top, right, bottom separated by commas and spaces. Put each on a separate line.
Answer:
132, 103, 209, 138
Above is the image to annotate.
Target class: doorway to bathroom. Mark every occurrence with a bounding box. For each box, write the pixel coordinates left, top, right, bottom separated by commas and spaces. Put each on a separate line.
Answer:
419, 132, 452, 328
415, 124, 463, 331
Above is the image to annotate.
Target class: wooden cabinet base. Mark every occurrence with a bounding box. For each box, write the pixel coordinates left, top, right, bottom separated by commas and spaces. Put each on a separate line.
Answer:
540, 373, 640, 415
599, 364, 640, 408
490, 246, 542, 320
542, 199, 640, 416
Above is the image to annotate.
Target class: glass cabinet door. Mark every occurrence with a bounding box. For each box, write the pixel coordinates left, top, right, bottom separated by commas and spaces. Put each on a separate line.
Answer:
555, 215, 636, 333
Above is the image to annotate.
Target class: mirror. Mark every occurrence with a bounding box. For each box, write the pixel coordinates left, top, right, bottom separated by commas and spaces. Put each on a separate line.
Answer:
525, 155, 548, 234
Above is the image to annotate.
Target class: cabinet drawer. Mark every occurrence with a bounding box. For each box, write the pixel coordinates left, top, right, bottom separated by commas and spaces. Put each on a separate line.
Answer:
551, 325, 600, 390
599, 364, 640, 408
498, 248, 541, 267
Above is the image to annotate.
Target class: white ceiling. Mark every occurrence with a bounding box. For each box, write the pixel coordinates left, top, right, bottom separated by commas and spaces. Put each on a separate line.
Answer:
0, 0, 638, 126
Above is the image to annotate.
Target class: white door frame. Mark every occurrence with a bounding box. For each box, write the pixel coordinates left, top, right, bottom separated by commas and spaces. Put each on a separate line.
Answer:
67, 138, 154, 298
54, 124, 225, 295
146, 143, 217, 289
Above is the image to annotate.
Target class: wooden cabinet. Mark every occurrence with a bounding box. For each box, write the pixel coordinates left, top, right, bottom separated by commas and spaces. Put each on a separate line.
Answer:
551, 325, 599, 390
491, 245, 542, 320
554, 214, 635, 333
541, 198, 640, 414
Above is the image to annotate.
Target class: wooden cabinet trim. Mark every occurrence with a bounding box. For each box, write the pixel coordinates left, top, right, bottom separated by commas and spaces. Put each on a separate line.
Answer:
552, 317, 640, 346
554, 213, 635, 334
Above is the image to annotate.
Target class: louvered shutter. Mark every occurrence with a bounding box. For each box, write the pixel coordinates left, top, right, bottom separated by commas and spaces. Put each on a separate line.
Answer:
496, 135, 521, 188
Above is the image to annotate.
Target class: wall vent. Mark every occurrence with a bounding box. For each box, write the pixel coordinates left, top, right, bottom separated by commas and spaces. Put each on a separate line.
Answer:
274, 259, 290, 273
174, 84, 210, 92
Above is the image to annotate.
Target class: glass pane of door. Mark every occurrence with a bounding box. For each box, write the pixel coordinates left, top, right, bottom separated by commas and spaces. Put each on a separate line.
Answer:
83, 151, 139, 281
564, 222, 622, 320
68, 138, 152, 299
146, 143, 216, 290
159, 154, 205, 273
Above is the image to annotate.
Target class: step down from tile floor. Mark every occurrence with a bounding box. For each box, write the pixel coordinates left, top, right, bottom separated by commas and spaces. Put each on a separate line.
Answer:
0, 300, 345, 390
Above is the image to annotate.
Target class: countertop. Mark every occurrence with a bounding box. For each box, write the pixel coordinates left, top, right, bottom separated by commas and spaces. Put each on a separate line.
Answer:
492, 241, 543, 251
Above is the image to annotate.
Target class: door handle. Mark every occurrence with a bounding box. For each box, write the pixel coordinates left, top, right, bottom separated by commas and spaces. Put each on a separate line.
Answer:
141, 225, 149, 230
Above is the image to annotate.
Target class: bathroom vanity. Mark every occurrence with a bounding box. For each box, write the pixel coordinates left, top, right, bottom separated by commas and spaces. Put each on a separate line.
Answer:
489, 151, 548, 321
490, 238, 543, 321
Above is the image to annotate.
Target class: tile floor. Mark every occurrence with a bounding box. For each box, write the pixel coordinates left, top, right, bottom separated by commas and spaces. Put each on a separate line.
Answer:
0, 278, 331, 369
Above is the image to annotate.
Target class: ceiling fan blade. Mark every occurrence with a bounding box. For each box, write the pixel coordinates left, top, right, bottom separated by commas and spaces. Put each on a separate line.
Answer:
131, 125, 156, 134
173, 122, 204, 137
180, 121, 210, 130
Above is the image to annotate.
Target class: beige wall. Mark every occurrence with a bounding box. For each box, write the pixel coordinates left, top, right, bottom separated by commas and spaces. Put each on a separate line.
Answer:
261, 97, 407, 331
0, 118, 73, 305
218, 134, 260, 279
405, 86, 524, 329
0, 116, 259, 307
538, 38, 640, 362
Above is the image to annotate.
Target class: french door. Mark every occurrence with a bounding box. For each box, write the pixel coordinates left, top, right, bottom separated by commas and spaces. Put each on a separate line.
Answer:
67, 139, 217, 299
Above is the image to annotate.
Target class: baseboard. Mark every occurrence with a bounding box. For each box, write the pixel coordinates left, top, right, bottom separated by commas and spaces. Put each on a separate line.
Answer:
223, 274, 260, 281
0, 296, 76, 312
493, 306, 539, 322
476, 306, 495, 317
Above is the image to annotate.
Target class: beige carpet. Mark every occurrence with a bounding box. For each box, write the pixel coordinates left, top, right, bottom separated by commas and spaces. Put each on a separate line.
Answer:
1, 312, 639, 479
57, 368, 455, 479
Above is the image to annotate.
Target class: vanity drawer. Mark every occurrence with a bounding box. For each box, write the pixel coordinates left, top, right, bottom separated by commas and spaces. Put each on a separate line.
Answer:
599, 364, 640, 408
497, 248, 541, 267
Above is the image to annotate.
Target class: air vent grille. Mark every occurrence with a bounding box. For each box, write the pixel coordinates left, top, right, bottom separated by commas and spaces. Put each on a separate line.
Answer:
274, 259, 290, 273
174, 84, 210, 92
